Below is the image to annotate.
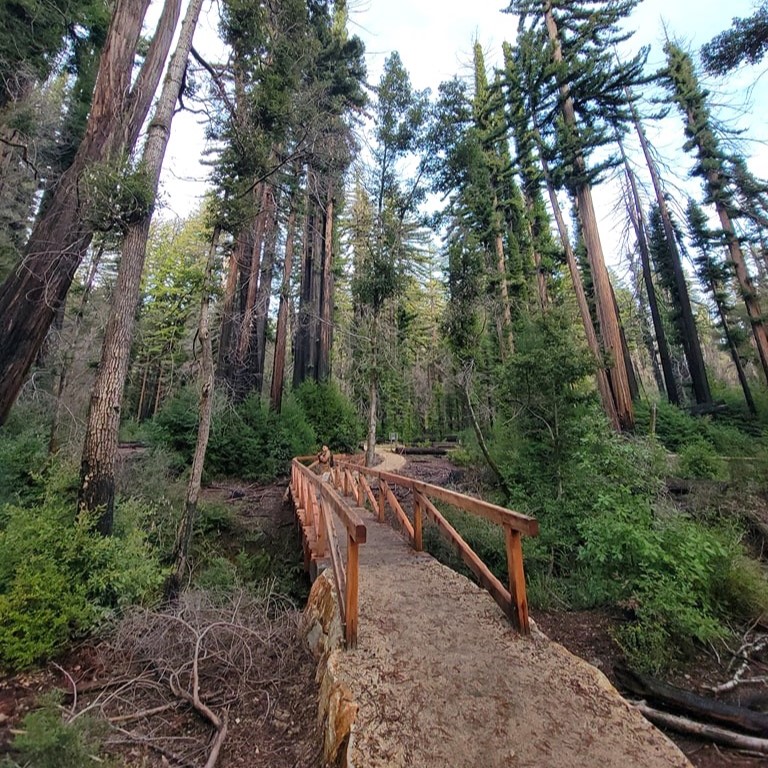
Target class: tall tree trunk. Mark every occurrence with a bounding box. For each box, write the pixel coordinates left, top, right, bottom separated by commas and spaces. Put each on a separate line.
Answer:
630, 103, 711, 404
216, 232, 247, 382
365, 362, 379, 467
0, 0, 182, 425
538, 146, 620, 431
710, 280, 757, 414
619, 143, 679, 404
78, 0, 204, 531
543, 3, 633, 429
253, 187, 279, 394
711, 187, 768, 384
270, 202, 297, 412
317, 183, 335, 381
293, 183, 312, 387
233, 183, 268, 399
168, 229, 219, 596
628, 249, 666, 396
493, 197, 514, 357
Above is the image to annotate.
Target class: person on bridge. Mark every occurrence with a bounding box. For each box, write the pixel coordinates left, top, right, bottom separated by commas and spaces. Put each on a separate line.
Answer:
316, 444, 334, 480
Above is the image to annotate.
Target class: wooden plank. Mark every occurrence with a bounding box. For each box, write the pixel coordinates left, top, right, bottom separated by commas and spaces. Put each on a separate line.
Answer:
377, 484, 385, 523
344, 468, 358, 501
346, 538, 359, 648
320, 497, 346, 624
420, 496, 512, 618
504, 525, 530, 634
382, 480, 415, 540
358, 473, 378, 514
292, 460, 367, 543
336, 460, 538, 536
414, 491, 425, 552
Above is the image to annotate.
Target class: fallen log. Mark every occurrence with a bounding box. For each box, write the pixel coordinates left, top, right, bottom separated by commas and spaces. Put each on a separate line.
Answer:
395, 446, 448, 456
632, 702, 768, 755
615, 666, 768, 736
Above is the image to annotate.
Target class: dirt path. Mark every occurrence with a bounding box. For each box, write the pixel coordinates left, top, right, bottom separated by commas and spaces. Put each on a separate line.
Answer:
330, 465, 691, 768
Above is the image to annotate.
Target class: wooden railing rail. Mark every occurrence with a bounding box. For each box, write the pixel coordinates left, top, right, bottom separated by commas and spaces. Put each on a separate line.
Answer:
334, 459, 538, 634
290, 459, 366, 648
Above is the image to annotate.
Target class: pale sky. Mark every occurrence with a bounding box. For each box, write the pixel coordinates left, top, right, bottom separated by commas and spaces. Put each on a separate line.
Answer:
159, 0, 768, 248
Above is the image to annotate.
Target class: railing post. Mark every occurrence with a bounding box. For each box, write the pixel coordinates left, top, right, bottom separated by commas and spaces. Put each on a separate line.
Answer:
346, 534, 359, 648
356, 474, 365, 507
314, 492, 326, 557
377, 483, 386, 523
504, 525, 529, 634
413, 492, 424, 551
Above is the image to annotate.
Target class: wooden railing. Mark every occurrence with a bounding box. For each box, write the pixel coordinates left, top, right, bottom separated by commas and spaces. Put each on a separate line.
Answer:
290, 458, 367, 648
333, 459, 539, 634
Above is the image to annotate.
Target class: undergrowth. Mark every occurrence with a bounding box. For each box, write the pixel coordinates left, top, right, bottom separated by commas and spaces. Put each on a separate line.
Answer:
443, 317, 768, 672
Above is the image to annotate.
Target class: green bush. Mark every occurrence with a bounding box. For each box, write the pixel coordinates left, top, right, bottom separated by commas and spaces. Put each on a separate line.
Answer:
0, 498, 165, 669
0, 405, 49, 505
206, 395, 315, 481
678, 440, 724, 479
2, 695, 103, 768
293, 380, 363, 453
153, 391, 317, 481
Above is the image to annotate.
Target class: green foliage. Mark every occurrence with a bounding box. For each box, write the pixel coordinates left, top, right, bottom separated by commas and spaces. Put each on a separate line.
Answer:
0, 496, 165, 669
153, 389, 317, 482
0, 404, 49, 505
82, 158, 156, 234
678, 440, 724, 480
2, 694, 103, 768
701, 2, 768, 74
293, 380, 362, 452
206, 396, 316, 481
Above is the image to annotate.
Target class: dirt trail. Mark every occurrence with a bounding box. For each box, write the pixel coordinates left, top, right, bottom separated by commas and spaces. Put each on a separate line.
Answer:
332, 457, 692, 768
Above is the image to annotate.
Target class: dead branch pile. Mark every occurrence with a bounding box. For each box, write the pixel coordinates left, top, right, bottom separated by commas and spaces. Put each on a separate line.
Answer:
69, 589, 321, 767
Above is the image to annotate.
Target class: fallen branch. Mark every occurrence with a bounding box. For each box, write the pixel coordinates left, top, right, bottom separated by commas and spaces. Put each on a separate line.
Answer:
616, 665, 768, 735
633, 701, 768, 755
709, 634, 768, 694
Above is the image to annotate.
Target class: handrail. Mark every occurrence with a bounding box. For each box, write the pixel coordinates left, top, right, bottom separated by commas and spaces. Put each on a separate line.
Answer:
290, 459, 366, 647
334, 459, 538, 634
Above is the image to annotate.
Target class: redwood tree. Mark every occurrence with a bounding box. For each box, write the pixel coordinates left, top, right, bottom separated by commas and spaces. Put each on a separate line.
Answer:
0, 0, 183, 424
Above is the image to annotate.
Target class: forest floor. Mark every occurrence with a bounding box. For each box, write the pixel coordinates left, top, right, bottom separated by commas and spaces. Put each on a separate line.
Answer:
1, 452, 766, 766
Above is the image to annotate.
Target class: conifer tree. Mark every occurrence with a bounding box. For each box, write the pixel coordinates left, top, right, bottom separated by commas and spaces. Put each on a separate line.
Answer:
663, 40, 768, 385
505, 0, 648, 430
687, 199, 757, 413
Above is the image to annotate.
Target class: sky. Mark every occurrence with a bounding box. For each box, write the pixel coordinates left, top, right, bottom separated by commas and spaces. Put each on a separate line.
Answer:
158, 0, 768, 247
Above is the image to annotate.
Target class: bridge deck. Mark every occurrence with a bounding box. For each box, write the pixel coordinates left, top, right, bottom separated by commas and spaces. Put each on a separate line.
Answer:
330, 509, 691, 767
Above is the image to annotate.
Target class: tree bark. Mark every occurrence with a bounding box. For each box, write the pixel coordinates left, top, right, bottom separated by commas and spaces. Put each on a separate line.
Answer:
619, 141, 679, 404
168, 229, 219, 596
78, 0, 204, 530
270, 201, 297, 412
0, 0, 183, 425
543, 2, 634, 430
253, 186, 279, 394
537, 142, 620, 431
317, 183, 335, 381
631, 102, 712, 404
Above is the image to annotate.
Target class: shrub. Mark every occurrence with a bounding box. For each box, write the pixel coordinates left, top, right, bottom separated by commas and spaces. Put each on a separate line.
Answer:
206, 395, 315, 481
678, 439, 724, 479
0, 405, 49, 505
153, 391, 317, 481
293, 380, 363, 453
0, 498, 165, 669
2, 694, 103, 768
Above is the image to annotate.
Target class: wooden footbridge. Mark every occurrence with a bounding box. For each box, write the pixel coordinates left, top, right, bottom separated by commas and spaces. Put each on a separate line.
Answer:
288, 454, 692, 767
